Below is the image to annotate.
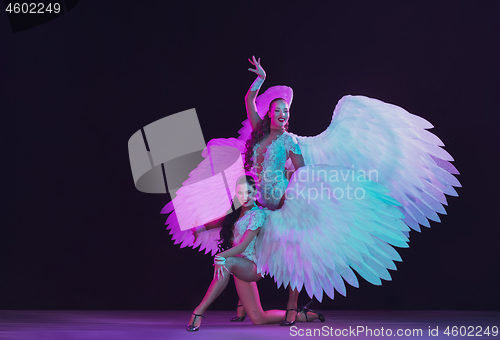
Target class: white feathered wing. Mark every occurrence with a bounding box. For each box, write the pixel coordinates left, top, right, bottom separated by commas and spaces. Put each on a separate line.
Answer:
287, 95, 461, 231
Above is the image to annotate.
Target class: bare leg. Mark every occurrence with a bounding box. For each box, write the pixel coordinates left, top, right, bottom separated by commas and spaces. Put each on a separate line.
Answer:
234, 276, 285, 325
276, 194, 318, 324
281, 286, 320, 323
188, 266, 232, 328
188, 256, 270, 328
235, 298, 246, 318
282, 286, 299, 323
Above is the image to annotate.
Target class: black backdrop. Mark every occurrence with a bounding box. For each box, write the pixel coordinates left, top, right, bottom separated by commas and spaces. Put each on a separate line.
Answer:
1, 1, 499, 311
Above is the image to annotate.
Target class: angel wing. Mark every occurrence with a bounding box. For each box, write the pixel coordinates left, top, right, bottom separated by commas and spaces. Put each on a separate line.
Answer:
249, 94, 460, 232
161, 139, 246, 255
255, 164, 410, 302
243, 94, 460, 300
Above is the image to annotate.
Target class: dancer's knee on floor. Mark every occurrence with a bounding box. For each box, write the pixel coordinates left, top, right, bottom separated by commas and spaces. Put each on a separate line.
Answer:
249, 315, 266, 325
245, 309, 266, 325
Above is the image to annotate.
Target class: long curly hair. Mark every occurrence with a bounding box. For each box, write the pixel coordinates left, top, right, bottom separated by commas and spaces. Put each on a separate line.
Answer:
244, 98, 289, 171
218, 175, 256, 252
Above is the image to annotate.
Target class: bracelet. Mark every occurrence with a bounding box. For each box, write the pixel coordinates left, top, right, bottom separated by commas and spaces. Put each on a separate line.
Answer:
250, 76, 265, 91
214, 255, 226, 265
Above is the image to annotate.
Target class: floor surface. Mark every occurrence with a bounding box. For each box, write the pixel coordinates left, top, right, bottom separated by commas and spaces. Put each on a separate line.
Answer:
1, 310, 499, 339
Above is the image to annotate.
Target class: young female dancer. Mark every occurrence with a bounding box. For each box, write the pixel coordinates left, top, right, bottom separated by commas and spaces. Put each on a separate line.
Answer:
187, 175, 322, 332
240, 56, 307, 325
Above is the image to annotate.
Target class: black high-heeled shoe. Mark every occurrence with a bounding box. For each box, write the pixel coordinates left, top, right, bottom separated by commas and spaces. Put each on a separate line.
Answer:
297, 304, 325, 323
230, 304, 246, 322
280, 308, 298, 326
186, 313, 205, 332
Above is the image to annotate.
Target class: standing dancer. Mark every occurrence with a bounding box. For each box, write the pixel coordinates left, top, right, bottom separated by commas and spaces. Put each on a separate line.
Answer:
241, 56, 308, 325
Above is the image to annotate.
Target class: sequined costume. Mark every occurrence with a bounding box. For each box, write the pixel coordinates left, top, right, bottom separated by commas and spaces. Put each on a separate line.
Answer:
232, 205, 267, 263
251, 132, 301, 210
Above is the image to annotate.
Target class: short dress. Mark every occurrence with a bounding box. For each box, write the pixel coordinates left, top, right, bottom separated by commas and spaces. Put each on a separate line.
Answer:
231, 205, 267, 264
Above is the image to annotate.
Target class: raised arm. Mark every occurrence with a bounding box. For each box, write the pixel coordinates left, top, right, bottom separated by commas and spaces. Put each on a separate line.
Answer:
245, 56, 266, 131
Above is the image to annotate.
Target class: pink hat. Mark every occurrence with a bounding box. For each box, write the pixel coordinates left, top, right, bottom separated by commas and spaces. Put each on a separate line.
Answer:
255, 86, 293, 119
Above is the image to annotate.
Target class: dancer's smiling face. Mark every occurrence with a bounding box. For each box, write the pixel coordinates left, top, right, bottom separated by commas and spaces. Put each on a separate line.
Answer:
236, 182, 256, 208
268, 99, 289, 130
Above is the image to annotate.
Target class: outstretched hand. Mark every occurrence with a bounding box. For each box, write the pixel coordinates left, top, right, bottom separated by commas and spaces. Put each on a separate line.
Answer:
248, 56, 266, 79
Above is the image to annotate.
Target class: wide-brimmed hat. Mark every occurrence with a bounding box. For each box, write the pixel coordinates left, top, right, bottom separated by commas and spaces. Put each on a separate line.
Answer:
255, 86, 293, 119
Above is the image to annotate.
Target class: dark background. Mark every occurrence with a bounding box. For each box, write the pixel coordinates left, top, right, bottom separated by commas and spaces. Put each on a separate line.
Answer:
1, 1, 499, 311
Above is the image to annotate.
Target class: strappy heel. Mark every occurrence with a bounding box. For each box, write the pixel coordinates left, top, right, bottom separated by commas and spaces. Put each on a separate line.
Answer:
297, 301, 325, 323
230, 304, 246, 322
280, 308, 298, 326
186, 313, 205, 332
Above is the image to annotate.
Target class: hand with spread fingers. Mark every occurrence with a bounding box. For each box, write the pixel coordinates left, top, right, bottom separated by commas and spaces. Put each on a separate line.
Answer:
248, 55, 266, 79
213, 255, 229, 280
